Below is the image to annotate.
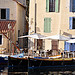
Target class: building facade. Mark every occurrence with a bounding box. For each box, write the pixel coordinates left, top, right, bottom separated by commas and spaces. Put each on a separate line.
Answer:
29, 0, 75, 53
0, 0, 27, 53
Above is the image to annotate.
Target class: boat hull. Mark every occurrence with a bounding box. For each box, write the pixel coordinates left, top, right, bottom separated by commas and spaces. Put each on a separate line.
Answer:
0, 57, 8, 65
8, 57, 75, 72
8, 56, 28, 72
29, 58, 75, 71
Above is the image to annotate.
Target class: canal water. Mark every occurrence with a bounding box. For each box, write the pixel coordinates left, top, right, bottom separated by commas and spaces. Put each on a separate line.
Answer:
28, 67, 75, 75
0, 65, 8, 75
1, 66, 75, 75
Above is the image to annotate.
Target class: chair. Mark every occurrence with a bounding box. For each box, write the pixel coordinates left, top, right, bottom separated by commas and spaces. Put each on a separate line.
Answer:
46, 50, 52, 56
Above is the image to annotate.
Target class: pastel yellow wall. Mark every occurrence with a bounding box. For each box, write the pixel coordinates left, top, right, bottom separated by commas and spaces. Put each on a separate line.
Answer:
16, 3, 26, 47
0, 0, 17, 50
0, 0, 17, 20
29, 0, 75, 50
0, 34, 8, 51
0, 0, 26, 49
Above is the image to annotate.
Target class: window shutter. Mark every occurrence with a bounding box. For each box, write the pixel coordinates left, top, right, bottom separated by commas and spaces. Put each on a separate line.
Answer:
69, 17, 73, 29
70, 43, 72, 51
72, 0, 75, 12
67, 43, 70, 51
73, 43, 75, 51
55, 0, 59, 12
6, 8, 10, 20
74, 43, 75, 51
48, 18, 51, 32
46, 0, 49, 12
64, 41, 70, 51
64, 41, 67, 51
44, 18, 51, 33
70, 43, 75, 51
44, 18, 47, 32
70, 0, 72, 12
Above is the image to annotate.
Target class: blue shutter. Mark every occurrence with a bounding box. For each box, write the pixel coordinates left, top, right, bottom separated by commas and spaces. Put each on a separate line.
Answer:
6, 8, 10, 20
72, 0, 75, 12
74, 43, 75, 51
67, 43, 70, 51
70, 43, 75, 51
70, 0, 72, 12
64, 41, 67, 51
69, 17, 73, 29
72, 43, 75, 51
70, 43, 73, 51
64, 41, 70, 51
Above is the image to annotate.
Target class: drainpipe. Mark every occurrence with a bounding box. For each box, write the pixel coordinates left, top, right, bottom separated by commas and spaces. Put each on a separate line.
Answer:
35, 0, 37, 33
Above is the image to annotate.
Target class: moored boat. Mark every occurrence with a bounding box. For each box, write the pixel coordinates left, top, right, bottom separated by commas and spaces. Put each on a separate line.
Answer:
8, 55, 75, 72
29, 57, 75, 70
8, 56, 28, 72
0, 57, 8, 65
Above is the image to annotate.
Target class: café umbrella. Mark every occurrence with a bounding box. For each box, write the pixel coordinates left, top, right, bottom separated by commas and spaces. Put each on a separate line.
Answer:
67, 39, 75, 43
18, 33, 46, 39
41, 35, 70, 41
41, 34, 70, 57
18, 33, 46, 57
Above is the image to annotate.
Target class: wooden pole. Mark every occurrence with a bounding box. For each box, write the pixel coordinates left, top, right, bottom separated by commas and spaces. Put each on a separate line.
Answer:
0, 31, 20, 52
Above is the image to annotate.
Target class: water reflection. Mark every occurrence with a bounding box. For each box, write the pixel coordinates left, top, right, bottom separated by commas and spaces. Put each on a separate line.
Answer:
0, 65, 8, 75
28, 66, 75, 75
1, 66, 75, 75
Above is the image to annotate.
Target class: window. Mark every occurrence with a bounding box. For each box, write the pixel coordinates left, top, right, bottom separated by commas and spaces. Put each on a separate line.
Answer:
64, 41, 70, 51
37, 39, 43, 50
1, 9, 6, 19
0, 8, 10, 20
49, 0, 55, 12
73, 18, 75, 29
64, 41, 75, 51
52, 40, 58, 50
69, 17, 75, 29
44, 18, 51, 33
70, 0, 75, 12
0, 35, 2, 45
46, 0, 59, 12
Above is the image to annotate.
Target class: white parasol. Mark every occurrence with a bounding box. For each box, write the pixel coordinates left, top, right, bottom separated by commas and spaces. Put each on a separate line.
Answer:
41, 35, 70, 41
67, 39, 75, 43
18, 33, 46, 39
